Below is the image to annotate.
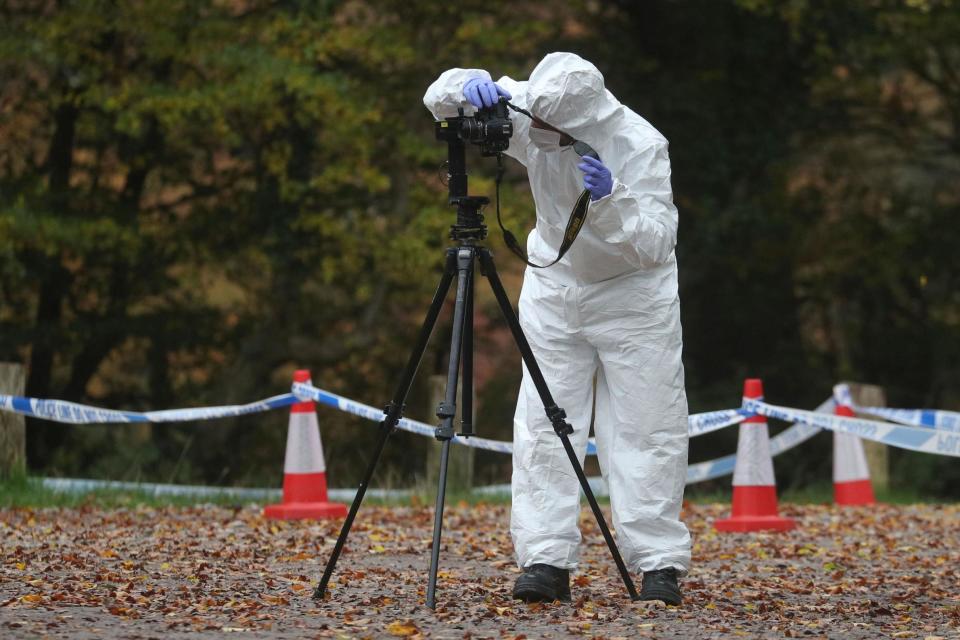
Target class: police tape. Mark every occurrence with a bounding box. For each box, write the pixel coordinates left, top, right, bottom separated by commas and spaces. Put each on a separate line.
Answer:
745, 398, 960, 458
291, 382, 515, 454
859, 407, 960, 433
292, 382, 751, 460
38, 477, 401, 503
832, 383, 960, 433
685, 398, 833, 484
0, 382, 747, 440
0, 380, 830, 486
0, 392, 298, 424
293, 384, 834, 485
689, 408, 754, 437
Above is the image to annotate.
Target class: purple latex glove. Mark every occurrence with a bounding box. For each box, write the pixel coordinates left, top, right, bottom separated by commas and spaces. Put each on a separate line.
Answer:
578, 155, 613, 201
463, 77, 512, 108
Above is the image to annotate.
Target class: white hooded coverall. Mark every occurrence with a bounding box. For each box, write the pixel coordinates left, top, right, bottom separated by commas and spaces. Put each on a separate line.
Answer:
423, 52, 691, 575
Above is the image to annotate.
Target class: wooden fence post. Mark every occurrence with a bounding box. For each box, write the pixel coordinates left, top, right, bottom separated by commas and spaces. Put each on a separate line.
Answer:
843, 381, 889, 493
0, 363, 27, 479
425, 374, 474, 496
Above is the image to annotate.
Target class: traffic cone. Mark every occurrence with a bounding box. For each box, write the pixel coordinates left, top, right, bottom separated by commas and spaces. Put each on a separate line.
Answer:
832, 404, 876, 506
264, 370, 347, 520
715, 379, 795, 532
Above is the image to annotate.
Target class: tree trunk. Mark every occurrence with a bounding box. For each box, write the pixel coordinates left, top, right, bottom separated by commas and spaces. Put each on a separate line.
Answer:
0, 363, 27, 479
27, 100, 79, 399
843, 381, 889, 493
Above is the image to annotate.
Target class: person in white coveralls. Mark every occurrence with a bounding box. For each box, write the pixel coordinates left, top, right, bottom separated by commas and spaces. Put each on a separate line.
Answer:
423, 52, 690, 605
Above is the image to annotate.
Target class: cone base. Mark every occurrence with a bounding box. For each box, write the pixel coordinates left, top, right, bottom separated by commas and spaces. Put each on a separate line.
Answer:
715, 485, 795, 532
834, 479, 875, 506
282, 472, 331, 505
263, 501, 347, 520
714, 514, 796, 532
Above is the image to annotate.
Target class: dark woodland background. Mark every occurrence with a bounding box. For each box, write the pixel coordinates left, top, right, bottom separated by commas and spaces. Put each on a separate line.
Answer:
2, 1, 958, 496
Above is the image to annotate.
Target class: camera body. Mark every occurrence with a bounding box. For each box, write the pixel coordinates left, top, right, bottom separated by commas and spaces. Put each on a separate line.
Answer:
435, 100, 513, 157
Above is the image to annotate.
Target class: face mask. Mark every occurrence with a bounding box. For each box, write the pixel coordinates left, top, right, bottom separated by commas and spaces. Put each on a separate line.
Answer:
529, 127, 563, 152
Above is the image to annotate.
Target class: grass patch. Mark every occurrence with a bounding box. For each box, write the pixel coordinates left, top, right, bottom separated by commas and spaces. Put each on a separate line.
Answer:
1, 476, 951, 510
0, 476, 274, 509
0, 476, 514, 510
684, 482, 948, 505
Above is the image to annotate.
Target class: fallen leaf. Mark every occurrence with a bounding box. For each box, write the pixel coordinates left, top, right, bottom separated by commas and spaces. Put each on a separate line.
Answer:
386, 619, 420, 636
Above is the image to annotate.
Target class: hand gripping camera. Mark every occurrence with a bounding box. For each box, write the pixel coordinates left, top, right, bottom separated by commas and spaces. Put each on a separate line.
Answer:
435, 99, 513, 157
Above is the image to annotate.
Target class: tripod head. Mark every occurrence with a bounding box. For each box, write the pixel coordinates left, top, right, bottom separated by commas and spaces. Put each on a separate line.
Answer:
435, 101, 513, 241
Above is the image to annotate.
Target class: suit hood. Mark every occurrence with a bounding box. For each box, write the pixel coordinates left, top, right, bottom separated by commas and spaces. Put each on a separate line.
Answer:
527, 52, 620, 140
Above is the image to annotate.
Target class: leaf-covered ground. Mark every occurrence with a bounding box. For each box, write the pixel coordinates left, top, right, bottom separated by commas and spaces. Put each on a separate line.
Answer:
1, 502, 958, 639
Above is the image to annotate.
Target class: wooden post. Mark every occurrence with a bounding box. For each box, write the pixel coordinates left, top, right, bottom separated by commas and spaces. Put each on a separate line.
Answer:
425, 375, 474, 496
0, 363, 27, 479
843, 381, 889, 492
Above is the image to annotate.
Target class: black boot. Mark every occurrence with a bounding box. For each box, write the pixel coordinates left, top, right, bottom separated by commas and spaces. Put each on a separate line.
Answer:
512, 564, 571, 602
639, 567, 682, 605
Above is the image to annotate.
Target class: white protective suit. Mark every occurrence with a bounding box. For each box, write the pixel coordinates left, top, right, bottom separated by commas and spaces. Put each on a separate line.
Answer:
423, 52, 691, 575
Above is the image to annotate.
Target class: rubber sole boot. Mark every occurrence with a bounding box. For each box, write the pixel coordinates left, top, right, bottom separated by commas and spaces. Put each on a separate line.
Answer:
639, 567, 682, 606
512, 564, 571, 602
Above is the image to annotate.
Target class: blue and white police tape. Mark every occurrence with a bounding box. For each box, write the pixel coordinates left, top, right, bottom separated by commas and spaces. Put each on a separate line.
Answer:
291, 382, 516, 455
833, 383, 960, 433
294, 383, 832, 484
293, 382, 751, 458
745, 398, 960, 457
0, 382, 746, 438
858, 407, 960, 433
0, 381, 830, 485
685, 397, 833, 484
0, 392, 297, 424
688, 408, 753, 436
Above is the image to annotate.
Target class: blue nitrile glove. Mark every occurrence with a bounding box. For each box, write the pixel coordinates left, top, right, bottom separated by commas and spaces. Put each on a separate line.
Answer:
578, 155, 613, 201
463, 76, 512, 108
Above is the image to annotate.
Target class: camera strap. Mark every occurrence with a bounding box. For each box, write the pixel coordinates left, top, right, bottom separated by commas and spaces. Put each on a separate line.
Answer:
495, 155, 591, 269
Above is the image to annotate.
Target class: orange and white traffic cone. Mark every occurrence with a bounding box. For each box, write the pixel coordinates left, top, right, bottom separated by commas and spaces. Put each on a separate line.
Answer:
832, 404, 876, 506
715, 378, 796, 532
264, 370, 347, 520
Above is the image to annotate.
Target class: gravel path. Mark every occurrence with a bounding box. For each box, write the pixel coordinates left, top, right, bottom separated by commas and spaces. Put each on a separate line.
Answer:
2, 502, 958, 638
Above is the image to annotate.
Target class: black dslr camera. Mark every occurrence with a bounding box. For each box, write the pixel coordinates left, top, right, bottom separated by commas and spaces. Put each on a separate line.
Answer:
435, 99, 513, 157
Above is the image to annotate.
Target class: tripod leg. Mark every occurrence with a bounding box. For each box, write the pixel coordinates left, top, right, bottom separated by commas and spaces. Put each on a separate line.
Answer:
426, 438, 451, 608
426, 246, 474, 609
460, 258, 474, 437
314, 250, 458, 600
477, 249, 639, 601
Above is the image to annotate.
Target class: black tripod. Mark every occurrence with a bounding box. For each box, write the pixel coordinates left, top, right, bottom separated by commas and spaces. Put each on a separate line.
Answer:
314, 113, 639, 608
